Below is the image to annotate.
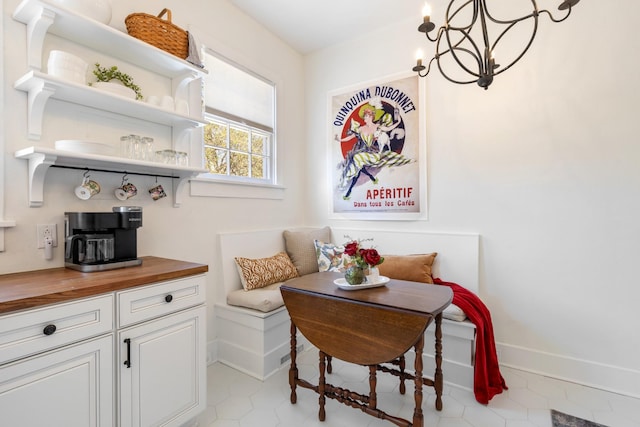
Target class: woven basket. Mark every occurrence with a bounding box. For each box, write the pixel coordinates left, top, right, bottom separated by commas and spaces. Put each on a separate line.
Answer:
125, 8, 188, 59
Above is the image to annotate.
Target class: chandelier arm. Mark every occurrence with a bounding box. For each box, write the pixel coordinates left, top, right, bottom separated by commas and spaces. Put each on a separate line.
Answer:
481, 0, 538, 25
444, 28, 483, 78
425, 26, 446, 43
417, 56, 439, 78
444, 0, 477, 34
491, 14, 539, 76
436, 55, 480, 86
538, 7, 572, 23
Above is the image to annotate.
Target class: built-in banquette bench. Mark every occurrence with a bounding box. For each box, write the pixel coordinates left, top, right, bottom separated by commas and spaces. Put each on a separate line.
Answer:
214, 227, 479, 389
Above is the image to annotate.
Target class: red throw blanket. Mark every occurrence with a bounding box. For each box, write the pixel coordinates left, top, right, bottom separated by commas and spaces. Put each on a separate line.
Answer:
434, 278, 507, 404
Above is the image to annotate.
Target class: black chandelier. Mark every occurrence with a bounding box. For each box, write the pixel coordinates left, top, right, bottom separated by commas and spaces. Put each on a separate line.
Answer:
412, 0, 580, 90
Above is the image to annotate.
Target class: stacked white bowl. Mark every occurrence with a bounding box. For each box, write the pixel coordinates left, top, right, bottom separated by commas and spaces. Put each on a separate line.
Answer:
47, 50, 88, 85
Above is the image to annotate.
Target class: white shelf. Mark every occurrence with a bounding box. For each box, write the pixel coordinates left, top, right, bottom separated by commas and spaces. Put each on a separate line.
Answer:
15, 147, 207, 207
12, 0, 209, 208
12, 0, 207, 77
14, 71, 206, 140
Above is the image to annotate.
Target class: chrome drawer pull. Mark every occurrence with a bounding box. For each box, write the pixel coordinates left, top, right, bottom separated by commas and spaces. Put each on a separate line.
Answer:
43, 324, 57, 336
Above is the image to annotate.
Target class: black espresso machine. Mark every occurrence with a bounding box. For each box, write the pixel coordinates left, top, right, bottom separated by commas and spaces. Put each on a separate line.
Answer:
65, 206, 143, 272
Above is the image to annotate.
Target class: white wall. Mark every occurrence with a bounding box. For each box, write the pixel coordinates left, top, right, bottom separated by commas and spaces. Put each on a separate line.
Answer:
1, 0, 306, 348
304, 3, 640, 396
3, 0, 640, 398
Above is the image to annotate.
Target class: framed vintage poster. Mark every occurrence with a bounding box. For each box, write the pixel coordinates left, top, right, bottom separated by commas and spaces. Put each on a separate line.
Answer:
328, 72, 427, 220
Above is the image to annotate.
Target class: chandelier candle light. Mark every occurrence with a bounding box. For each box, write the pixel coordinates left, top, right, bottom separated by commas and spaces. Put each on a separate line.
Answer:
412, 0, 580, 89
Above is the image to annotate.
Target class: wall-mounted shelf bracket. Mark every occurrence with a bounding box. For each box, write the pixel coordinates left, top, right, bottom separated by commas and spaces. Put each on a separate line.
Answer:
25, 6, 55, 69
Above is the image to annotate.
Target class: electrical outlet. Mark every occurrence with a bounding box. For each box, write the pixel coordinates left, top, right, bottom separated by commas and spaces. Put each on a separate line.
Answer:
37, 224, 58, 248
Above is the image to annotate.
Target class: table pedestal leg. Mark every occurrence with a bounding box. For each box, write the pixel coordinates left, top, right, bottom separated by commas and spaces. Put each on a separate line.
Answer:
289, 321, 298, 404
434, 312, 444, 411
413, 334, 425, 427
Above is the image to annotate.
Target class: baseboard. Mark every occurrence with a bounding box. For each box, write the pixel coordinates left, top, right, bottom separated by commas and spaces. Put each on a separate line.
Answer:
207, 340, 218, 366
497, 342, 640, 398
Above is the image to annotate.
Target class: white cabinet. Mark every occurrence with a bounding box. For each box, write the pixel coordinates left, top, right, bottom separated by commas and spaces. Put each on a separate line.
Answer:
116, 275, 207, 427
119, 306, 206, 427
0, 335, 114, 427
12, 0, 209, 207
0, 294, 115, 427
0, 273, 207, 427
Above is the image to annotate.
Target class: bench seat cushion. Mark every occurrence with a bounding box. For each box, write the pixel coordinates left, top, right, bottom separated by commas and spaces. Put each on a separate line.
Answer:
226, 282, 285, 313
444, 304, 467, 322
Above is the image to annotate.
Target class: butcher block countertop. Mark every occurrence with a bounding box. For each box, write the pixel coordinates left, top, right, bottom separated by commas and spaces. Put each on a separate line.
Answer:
0, 256, 208, 315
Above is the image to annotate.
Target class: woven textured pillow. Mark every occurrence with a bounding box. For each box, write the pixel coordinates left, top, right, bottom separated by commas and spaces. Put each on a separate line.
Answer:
313, 240, 346, 272
234, 251, 299, 290
377, 253, 437, 284
283, 227, 331, 275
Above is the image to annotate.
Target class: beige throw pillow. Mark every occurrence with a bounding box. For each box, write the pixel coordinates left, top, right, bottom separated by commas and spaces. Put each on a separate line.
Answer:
234, 251, 299, 291
377, 253, 437, 284
283, 227, 331, 275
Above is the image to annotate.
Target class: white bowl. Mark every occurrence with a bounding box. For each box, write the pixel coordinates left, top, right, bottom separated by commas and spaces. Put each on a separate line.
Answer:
92, 81, 137, 100
48, 50, 88, 68
47, 50, 88, 84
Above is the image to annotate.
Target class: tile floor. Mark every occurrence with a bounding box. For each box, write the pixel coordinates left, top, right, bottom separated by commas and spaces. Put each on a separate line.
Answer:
193, 348, 640, 427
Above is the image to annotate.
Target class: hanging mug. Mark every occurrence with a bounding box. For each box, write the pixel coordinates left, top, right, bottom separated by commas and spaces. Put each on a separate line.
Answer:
115, 176, 137, 201
75, 174, 100, 200
148, 183, 167, 201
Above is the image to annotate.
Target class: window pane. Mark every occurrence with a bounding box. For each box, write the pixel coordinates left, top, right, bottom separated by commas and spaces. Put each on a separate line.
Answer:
205, 147, 228, 174
251, 133, 266, 155
229, 127, 249, 151
251, 155, 264, 179
205, 122, 227, 149
230, 152, 249, 177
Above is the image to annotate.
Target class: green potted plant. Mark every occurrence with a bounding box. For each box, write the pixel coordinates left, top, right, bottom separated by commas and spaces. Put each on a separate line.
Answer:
90, 63, 143, 100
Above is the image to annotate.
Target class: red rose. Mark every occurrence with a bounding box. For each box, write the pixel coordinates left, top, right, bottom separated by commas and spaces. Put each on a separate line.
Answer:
361, 248, 381, 266
344, 241, 359, 256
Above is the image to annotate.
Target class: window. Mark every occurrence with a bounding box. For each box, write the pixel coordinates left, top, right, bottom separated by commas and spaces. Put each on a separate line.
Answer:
202, 50, 276, 184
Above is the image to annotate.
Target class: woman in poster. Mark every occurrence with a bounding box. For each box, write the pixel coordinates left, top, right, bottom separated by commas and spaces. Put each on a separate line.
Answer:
335, 99, 412, 200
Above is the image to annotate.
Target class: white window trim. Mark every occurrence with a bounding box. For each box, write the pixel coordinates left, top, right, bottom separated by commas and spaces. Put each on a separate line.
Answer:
190, 176, 285, 200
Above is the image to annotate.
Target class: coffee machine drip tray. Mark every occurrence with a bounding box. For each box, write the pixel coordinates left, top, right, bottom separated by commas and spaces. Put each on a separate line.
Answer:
65, 258, 142, 272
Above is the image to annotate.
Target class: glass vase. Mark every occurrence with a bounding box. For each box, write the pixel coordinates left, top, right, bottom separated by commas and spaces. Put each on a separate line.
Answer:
344, 265, 366, 285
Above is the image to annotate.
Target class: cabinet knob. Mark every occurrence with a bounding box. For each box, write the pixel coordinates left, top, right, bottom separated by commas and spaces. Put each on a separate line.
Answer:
43, 324, 57, 336
165, 294, 173, 303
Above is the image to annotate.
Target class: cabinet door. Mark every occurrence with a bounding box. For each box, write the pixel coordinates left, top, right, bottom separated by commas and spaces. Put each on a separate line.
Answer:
119, 306, 206, 427
0, 334, 114, 427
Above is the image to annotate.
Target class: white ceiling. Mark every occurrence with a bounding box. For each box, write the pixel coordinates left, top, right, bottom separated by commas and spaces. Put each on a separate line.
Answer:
228, 0, 424, 54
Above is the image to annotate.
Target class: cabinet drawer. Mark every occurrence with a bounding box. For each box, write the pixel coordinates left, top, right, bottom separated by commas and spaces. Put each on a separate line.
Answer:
117, 274, 206, 328
0, 294, 114, 366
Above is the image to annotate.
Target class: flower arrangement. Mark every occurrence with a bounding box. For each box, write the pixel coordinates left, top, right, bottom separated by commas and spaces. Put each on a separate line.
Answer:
343, 237, 384, 269
342, 237, 384, 285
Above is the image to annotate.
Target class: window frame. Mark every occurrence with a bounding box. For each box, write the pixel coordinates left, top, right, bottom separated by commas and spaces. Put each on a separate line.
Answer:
198, 49, 277, 187
202, 110, 274, 185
